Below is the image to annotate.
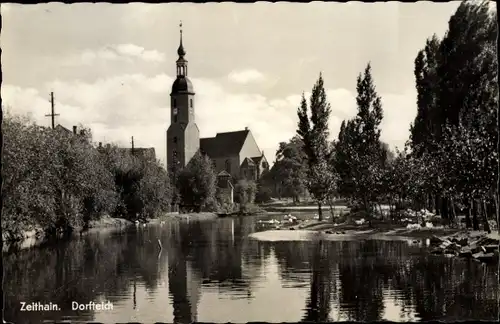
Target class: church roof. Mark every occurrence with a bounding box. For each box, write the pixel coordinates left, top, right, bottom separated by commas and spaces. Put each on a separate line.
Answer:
171, 76, 194, 94
200, 129, 250, 158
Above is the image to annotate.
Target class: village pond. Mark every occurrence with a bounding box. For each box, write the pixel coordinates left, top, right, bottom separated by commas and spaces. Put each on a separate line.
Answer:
4, 215, 498, 323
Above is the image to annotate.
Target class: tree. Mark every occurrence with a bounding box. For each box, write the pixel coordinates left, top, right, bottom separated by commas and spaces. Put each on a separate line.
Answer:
410, 0, 498, 229
411, 35, 441, 156
136, 160, 172, 219
176, 152, 217, 212
297, 73, 337, 220
335, 64, 385, 224
234, 179, 258, 212
2, 114, 119, 239
271, 136, 308, 202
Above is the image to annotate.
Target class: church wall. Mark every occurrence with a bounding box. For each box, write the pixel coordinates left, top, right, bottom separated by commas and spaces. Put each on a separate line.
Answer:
183, 122, 200, 167
212, 155, 240, 179
171, 94, 195, 122
239, 132, 262, 167
167, 125, 186, 169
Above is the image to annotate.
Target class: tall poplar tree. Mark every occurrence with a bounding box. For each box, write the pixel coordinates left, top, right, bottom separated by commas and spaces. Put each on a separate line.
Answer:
297, 73, 337, 220
353, 63, 384, 212
410, 0, 498, 229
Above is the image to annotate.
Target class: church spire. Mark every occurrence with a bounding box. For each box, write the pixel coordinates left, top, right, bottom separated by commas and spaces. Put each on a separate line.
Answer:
177, 21, 186, 58
176, 21, 188, 77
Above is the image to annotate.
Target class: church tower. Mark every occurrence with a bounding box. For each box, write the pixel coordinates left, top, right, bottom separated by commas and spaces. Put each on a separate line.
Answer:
166, 22, 200, 173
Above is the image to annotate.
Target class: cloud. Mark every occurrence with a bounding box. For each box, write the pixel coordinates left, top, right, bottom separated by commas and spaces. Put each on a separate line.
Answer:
228, 69, 266, 84
63, 44, 165, 66
3, 74, 416, 167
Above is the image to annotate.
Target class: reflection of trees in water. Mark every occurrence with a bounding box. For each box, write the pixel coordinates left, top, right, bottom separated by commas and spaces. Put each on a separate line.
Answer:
302, 240, 335, 322
273, 241, 315, 285
272, 239, 498, 322
337, 240, 391, 321
4, 228, 169, 323
5, 219, 498, 323
401, 256, 498, 321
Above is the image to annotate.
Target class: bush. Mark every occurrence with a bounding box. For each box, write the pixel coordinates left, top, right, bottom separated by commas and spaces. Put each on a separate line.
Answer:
2, 113, 173, 241
234, 180, 258, 213
255, 185, 273, 204
235, 180, 257, 204
215, 190, 236, 214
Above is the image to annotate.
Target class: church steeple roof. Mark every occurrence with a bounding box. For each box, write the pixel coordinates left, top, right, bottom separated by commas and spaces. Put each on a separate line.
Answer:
171, 21, 194, 94
177, 21, 186, 58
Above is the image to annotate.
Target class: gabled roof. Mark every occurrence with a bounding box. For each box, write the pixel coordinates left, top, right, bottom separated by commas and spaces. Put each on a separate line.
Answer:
251, 155, 264, 164
55, 124, 72, 134
241, 157, 256, 168
200, 129, 250, 158
217, 170, 231, 177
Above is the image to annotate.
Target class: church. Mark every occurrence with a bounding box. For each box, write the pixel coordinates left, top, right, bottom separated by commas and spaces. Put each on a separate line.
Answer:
166, 26, 269, 184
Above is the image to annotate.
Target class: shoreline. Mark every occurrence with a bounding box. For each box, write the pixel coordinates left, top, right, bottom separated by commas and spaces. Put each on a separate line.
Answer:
2, 212, 220, 252
250, 219, 499, 263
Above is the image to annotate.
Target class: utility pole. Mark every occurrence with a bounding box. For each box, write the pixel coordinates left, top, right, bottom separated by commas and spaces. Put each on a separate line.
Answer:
131, 136, 135, 156
45, 92, 59, 129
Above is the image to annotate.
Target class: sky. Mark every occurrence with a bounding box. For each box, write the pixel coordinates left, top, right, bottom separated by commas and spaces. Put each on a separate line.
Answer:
1, 2, 466, 166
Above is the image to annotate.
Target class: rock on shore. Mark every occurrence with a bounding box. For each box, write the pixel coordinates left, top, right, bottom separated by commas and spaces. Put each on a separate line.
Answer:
429, 231, 499, 264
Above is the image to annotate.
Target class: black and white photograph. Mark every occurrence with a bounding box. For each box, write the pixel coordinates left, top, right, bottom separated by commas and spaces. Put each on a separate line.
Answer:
1, 1, 499, 323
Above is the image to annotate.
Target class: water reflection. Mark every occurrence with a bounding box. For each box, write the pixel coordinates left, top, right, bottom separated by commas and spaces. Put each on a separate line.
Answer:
4, 216, 498, 323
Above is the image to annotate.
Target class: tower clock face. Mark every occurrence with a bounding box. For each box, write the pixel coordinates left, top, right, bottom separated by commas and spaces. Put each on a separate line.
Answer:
173, 108, 178, 115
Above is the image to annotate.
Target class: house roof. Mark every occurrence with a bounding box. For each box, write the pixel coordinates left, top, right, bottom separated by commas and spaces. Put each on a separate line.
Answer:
55, 124, 72, 134
200, 129, 250, 158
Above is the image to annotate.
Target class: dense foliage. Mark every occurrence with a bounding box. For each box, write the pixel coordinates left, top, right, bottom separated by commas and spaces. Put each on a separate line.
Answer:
176, 152, 217, 212
265, 1, 498, 231
2, 114, 172, 241
406, 0, 498, 231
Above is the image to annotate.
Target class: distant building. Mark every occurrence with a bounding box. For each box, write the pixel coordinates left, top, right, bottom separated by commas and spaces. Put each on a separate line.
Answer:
55, 124, 86, 137
165, 26, 269, 186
